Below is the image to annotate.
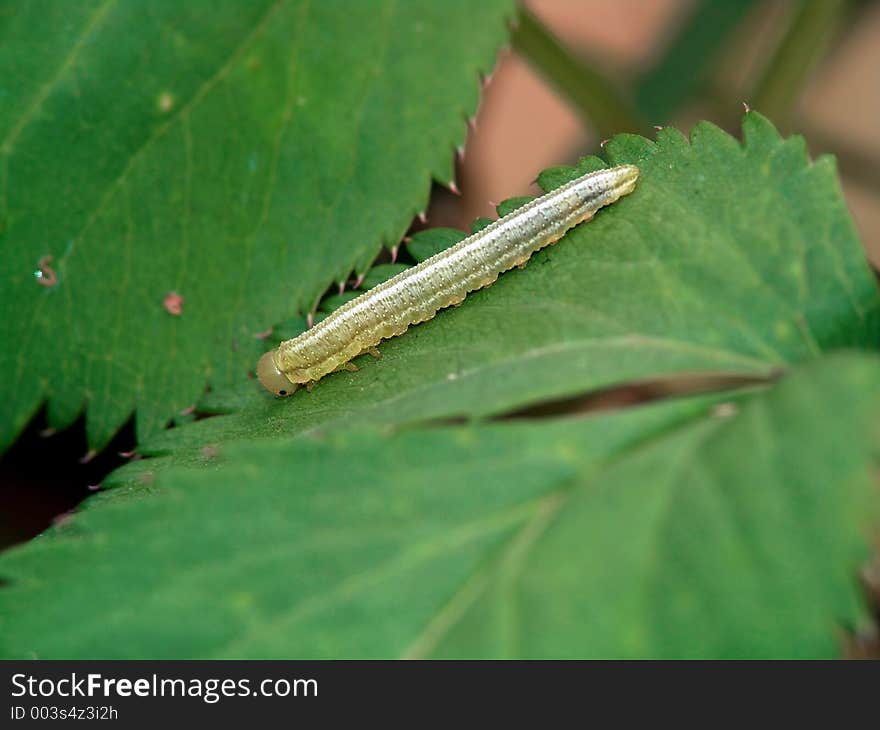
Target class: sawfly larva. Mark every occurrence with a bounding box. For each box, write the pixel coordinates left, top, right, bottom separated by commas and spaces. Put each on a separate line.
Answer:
258, 164, 640, 396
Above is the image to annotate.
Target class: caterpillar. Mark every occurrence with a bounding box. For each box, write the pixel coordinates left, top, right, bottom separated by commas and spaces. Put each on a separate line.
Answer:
258, 164, 640, 396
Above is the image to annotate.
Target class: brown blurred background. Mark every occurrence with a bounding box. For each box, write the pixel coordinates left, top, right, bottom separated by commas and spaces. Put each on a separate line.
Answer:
428, 0, 880, 268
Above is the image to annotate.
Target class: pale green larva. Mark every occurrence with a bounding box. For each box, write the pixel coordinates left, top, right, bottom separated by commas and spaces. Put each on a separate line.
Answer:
258, 164, 640, 396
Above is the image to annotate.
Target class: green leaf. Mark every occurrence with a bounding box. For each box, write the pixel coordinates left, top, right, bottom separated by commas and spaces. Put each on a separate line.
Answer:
266, 315, 309, 345
428, 354, 880, 659
470, 216, 494, 233
406, 227, 468, 262
494, 195, 533, 218
106, 113, 879, 484
358, 263, 410, 290
1, 353, 877, 658
318, 292, 360, 315
0, 0, 513, 452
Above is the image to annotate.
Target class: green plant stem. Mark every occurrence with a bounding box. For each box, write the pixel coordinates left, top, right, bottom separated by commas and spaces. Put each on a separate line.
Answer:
510, 7, 647, 139
750, 0, 849, 127
635, 0, 759, 122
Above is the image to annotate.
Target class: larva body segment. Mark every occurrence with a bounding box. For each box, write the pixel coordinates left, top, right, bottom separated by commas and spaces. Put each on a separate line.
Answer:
258, 164, 639, 396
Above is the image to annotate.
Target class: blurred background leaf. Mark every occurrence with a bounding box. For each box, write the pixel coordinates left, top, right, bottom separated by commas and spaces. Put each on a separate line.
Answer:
511, 6, 647, 137
749, 0, 847, 126
634, 0, 759, 121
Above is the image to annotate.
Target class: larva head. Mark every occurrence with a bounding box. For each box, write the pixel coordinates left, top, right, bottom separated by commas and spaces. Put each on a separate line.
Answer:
582, 164, 638, 200
257, 351, 299, 397
616, 164, 639, 188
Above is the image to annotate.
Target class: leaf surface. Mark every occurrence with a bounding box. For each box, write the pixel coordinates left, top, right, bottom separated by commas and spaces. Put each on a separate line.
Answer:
107, 113, 879, 485
1, 354, 877, 658
0, 0, 513, 451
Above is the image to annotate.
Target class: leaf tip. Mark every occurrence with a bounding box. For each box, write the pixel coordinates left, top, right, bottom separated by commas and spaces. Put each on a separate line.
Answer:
741, 109, 783, 153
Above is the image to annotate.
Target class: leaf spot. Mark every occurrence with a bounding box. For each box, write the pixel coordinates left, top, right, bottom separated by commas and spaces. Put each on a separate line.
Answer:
711, 402, 739, 418
163, 291, 184, 316
201, 444, 220, 460
156, 91, 175, 113
34, 255, 58, 288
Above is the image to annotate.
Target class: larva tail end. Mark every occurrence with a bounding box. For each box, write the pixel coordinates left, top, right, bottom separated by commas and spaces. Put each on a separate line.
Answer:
257, 351, 299, 397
